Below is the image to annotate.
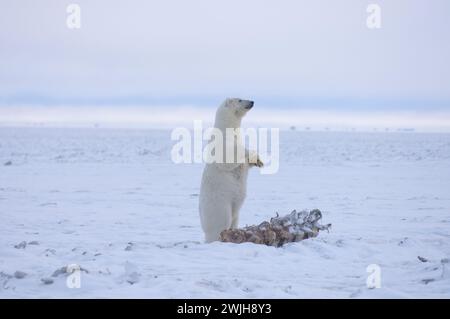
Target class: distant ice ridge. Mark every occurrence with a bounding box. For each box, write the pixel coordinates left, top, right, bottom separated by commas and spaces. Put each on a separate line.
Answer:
1, 105, 450, 132
1, 128, 449, 166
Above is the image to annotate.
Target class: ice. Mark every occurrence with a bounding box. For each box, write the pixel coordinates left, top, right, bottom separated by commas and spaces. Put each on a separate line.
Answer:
0, 127, 449, 298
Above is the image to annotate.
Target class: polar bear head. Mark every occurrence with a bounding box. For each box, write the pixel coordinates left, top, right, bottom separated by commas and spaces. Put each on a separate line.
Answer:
214, 98, 254, 129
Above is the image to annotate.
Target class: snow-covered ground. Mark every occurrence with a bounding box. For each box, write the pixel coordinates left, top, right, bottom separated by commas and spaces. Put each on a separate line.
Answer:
1, 127, 449, 298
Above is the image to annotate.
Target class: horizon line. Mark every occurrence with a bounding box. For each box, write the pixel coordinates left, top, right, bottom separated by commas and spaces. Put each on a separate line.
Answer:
1, 95, 450, 110
1, 105, 450, 132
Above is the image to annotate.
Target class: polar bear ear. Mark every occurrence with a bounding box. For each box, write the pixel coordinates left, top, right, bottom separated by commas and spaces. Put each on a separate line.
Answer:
223, 98, 232, 107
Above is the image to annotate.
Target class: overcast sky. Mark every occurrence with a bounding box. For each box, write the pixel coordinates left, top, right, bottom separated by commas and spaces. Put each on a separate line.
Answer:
0, 0, 449, 109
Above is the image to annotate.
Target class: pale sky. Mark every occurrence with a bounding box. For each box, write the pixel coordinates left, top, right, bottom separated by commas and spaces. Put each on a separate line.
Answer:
0, 0, 449, 110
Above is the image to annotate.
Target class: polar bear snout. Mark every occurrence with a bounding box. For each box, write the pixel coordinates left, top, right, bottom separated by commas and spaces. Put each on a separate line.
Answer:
244, 100, 254, 109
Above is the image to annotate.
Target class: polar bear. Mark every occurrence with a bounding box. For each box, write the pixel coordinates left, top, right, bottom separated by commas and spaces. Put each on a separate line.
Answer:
199, 98, 263, 243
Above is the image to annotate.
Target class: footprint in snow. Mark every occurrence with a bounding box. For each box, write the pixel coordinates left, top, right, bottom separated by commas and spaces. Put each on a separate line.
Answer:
123, 262, 141, 285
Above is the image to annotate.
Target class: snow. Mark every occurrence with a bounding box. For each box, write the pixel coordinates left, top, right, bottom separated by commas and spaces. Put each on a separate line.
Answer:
1, 127, 449, 298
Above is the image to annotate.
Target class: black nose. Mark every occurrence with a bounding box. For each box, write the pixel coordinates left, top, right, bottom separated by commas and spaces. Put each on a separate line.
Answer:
245, 101, 254, 109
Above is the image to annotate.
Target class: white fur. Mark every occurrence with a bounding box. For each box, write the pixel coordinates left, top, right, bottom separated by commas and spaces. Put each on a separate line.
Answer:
199, 98, 259, 242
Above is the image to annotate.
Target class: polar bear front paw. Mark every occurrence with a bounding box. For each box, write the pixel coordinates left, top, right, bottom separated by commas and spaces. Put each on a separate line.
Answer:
247, 151, 264, 168
254, 157, 264, 168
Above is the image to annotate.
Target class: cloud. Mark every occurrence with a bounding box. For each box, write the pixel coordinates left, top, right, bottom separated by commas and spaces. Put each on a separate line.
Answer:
0, 0, 449, 104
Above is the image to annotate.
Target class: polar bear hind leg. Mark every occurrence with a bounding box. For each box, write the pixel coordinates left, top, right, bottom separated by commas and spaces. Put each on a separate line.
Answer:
201, 202, 233, 243
231, 202, 243, 229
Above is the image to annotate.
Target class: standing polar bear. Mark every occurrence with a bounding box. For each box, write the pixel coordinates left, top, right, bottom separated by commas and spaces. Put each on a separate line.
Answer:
199, 98, 263, 243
